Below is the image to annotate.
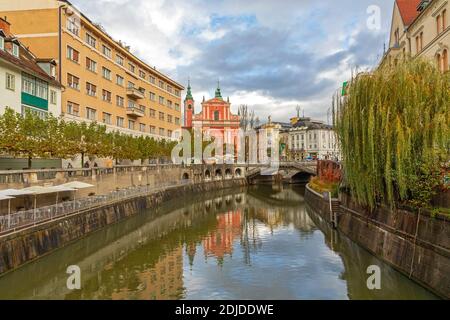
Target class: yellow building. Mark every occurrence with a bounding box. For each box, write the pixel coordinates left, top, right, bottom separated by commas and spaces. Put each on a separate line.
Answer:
0, 0, 184, 139
382, 0, 449, 72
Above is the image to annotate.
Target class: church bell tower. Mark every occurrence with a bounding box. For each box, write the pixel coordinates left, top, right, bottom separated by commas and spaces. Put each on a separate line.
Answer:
184, 79, 194, 128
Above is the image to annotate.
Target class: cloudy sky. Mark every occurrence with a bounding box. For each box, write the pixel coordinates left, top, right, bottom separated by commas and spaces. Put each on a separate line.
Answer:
71, 0, 394, 123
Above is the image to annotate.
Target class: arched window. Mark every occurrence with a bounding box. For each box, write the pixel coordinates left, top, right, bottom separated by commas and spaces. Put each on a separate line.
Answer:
437, 14, 442, 34
214, 110, 220, 121
437, 53, 442, 71
443, 10, 447, 30
443, 49, 449, 72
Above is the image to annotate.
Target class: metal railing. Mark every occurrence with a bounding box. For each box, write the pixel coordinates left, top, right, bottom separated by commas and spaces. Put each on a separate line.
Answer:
0, 179, 191, 235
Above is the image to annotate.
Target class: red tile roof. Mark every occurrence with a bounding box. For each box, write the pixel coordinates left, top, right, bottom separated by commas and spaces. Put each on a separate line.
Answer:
396, 0, 421, 26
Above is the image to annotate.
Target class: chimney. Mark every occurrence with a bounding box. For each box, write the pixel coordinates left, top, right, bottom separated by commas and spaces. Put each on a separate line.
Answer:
0, 16, 11, 34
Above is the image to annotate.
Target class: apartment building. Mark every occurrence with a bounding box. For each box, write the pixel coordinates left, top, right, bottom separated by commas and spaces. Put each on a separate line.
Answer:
287, 117, 340, 161
0, 17, 61, 118
0, 0, 183, 139
382, 0, 449, 71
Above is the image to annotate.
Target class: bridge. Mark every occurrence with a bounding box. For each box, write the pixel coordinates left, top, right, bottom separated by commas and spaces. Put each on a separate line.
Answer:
179, 161, 317, 184
244, 162, 317, 184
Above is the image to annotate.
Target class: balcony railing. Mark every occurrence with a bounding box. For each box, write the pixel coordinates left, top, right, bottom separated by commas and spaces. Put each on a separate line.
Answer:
126, 87, 145, 99
126, 106, 145, 117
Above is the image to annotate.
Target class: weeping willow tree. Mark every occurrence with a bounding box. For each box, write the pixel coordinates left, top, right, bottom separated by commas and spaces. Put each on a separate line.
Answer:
333, 59, 449, 209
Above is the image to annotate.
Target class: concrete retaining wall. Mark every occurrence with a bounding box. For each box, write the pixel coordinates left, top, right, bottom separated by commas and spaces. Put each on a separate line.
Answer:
0, 179, 247, 275
304, 184, 450, 299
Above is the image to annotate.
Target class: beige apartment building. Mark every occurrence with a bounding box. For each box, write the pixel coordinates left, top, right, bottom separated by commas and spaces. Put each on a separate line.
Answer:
0, 0, 184, 140
382, 0, 449, 71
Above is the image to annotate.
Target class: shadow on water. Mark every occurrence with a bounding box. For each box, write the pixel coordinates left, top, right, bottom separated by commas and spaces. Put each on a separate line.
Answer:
0, 184, 438, 300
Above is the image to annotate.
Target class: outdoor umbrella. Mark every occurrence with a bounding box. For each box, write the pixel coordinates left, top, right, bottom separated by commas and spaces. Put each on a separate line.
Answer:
59, 181, 94, 211
22, 186, 75, 220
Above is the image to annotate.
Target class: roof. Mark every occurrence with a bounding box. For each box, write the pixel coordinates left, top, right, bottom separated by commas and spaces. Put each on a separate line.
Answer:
0, 32, 62, 87
396, 0, 421, 26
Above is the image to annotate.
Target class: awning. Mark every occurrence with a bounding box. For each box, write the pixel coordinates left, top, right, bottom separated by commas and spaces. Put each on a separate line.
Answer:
0, 189, 35, 196
0, 195, 14, 201
22, 186, 75, 195
59, 181, 94, 189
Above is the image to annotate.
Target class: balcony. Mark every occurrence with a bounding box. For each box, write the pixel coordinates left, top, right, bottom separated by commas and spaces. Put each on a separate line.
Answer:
126, 106, 145, 117
126, 87, 145, 99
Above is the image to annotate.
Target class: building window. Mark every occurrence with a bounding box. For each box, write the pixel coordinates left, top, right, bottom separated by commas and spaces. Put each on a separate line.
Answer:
116, 75, 124, 86
214, 110, 219, 121
174, 103, 180, 111
86, 33, 96, 48
139, 123, 146, 132
103, 112, 112, 124
102, 67, 111, 80
167, 115, 173, 123
117, 116, 124, 127
416, 32, 423, 53
443, 10, 447, 31
102, 45, 112, 58
50, 90, 57, 104
128, 100, 136, 109
159, 96, 164, 105
128, 81, 135, 89
139, 70, 146, 79
167, 100, 172, 108
116, 95, 124, 107
437, 14, 442, 34
149, 92, 156, 101
167, 85, 172, 94
67, 46, 79, 63
66, 17, 80, 36
116, 55, 124, 66
159, 112, 165, 121
86, 82, 97, 96
67, 101, 79, 116
150, 126, 156, 134
168, 130, 172, 137
159, 80, 164, 89
22, 73, 48, 99
128, 63, 135, 73
139, 105, 146, 115
5, 73, 15, 91
149, 75, 156, 84
102, 89, 112, 102
67, 73, 79, 90
149, 108, 156, 118
12, 43, 19, 58
159, 128, 165, 136
0, 36, 4, 50
86, 107, 96, 120
175, 117, 180, 125
86, 57, 97, 73
443, 49, 449, 72
128, 120, 135, 130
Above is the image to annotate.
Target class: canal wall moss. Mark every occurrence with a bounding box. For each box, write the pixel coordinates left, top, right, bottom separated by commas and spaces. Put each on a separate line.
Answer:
304, 184, 450, 299
0, 179, 247, 275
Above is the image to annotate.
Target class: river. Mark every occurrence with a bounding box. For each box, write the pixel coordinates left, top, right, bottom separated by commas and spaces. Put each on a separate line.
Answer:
0, 184, 438, 300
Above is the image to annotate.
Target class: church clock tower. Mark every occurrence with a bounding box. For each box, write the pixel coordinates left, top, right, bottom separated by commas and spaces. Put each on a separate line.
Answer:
184, 80, 194, 128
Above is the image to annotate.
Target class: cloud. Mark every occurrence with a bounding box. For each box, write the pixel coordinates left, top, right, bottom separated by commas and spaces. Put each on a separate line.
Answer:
69, 0, 395, 122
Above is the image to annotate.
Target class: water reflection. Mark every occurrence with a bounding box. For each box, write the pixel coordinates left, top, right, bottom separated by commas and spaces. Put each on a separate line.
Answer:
0, 185, 438, 300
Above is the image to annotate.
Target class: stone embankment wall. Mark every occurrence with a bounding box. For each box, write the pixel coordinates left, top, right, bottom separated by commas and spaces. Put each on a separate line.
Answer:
304, 184, 450, 299
0, 179, 247, 275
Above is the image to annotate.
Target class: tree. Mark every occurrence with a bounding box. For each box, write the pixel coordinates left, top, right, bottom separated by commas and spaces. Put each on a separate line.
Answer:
334, 59, 449, 209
